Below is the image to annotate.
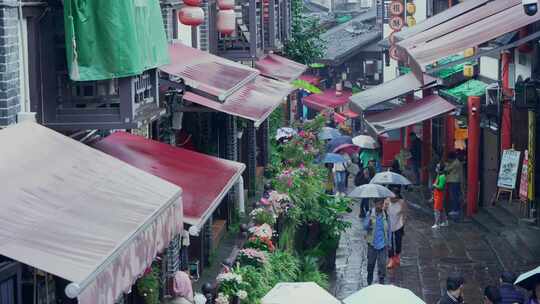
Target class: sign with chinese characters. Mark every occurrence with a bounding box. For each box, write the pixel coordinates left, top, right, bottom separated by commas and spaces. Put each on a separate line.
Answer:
497, 149, 521, 189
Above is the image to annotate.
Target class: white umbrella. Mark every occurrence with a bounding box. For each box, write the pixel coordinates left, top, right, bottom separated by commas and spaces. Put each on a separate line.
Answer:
352, 135, 379, 149
261, 282, 340, 304
343, 284, 425, 304
370, 171, 412, 185
515, 266, 540, 290
276, 127, 297, 141
348, 184, 395, 199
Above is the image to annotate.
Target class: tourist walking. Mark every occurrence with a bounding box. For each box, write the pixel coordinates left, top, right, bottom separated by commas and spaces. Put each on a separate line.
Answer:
410, 132, 422, 184
446, 151, 463, 220
363, 200, 390, 285
384, 186, 407, 269
484, 285, 502, 304
527, 282, 540, 304
355, 168, 371, 217
437, 272, 465, 304
432, 162, 448, 228
333, 151, 351, 196
499, 271, 525, 304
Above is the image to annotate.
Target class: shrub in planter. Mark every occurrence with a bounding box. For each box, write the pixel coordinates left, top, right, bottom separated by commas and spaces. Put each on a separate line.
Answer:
244, 236, 275, 253
136, 264, 160, 304
237, 248, 267, 268
216, 271, 249, 304
249, 208, 276, 226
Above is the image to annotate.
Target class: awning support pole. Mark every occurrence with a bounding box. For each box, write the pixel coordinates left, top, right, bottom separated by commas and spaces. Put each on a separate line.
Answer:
238, 176, 245, 215
501, 51, 513, 151
467, 96, 481, 217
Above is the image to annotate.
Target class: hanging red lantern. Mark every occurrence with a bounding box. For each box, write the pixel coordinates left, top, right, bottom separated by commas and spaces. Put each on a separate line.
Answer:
183, 0, 202, 6
217, 9, 235, 35
217, 0, 234, 10
178, 6, 204, 26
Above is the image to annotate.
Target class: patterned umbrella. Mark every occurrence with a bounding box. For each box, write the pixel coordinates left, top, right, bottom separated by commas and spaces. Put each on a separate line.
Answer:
333, 143, 360, 154
352, 135, 379, 149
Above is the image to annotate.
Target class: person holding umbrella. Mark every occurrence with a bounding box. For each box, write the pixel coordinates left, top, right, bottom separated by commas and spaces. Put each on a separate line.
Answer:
499, 271, 525, 304
363, 199, 391, 285
515, 266, 540, 304
384, 186, 407, 269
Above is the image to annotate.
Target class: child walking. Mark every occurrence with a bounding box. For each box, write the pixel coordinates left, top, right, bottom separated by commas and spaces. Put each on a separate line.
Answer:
432, 163, 448, 228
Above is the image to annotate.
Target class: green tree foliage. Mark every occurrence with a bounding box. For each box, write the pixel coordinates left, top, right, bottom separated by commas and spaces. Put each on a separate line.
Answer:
283, 0, 326, 64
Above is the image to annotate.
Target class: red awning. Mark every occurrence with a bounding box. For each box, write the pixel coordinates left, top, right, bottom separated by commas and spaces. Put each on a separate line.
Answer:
401, 1, 540, 79
92, 132, 245, 229
398, 0, 519, 49
303, 89, 352, 111
183, 76, 293, 127
394, 0, 497, 42
349, 73, 438, 111
298, 74, 321, 85
364, 95, 456, 134
160, 43, 259, 101
255, 53, 307, 82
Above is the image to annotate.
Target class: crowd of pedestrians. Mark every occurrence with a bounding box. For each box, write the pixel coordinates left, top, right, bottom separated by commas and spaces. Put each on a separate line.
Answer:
437, 272, 539, 304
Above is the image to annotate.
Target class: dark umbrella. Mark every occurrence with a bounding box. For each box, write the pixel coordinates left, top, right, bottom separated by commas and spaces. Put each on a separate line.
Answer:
326, 136, 353, 152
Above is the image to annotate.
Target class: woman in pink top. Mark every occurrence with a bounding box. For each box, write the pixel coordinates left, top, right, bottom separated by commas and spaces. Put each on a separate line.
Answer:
384, 186, 407, 269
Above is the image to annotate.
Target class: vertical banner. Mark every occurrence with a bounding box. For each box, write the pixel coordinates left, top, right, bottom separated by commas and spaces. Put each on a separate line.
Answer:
528, 111, 536, 201
519, 150, 529, 201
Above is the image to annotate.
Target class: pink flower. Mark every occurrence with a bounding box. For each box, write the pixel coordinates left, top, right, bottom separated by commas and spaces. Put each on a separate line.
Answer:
287, 178, 293, 187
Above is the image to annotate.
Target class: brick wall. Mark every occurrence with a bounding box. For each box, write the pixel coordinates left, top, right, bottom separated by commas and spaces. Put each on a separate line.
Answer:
0, 5, 20, 127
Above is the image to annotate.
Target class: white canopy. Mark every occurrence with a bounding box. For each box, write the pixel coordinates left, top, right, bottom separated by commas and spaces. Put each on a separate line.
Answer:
0, 123, 183, 304
261, 282, 340, 304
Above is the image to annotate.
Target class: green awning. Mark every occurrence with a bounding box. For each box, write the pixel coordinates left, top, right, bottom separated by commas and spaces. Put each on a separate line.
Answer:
427, 55, 476, 79
64, 0, 170, 81
440, 79, 488, 104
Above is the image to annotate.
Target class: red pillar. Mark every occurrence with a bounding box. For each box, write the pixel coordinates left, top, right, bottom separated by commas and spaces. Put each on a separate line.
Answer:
404, 93, 415, 148
501, 52, 512, 151
467, 96, 481, 216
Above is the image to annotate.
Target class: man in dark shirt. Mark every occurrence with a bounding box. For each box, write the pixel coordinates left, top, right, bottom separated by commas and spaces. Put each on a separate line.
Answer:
438, 273, 465, 304
499, 272, 525, 304
410, 132, 422, 184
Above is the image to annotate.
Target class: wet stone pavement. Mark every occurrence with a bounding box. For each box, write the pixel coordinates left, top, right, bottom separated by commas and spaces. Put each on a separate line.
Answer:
333, 187, 540, 304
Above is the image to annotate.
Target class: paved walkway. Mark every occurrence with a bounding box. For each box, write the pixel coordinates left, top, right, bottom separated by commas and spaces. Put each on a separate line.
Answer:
333, 187, 540, 304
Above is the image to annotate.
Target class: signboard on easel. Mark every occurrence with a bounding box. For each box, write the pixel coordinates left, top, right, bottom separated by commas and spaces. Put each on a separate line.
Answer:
495, 149, 521, 203
497, 149, 521, 189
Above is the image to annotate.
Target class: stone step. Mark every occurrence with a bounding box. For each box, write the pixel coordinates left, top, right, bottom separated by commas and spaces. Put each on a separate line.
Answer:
483, 204, 520, 227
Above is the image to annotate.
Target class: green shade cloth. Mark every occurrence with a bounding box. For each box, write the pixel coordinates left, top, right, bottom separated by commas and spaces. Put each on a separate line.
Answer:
337, 15, 352, 24
64, 0, 170, 81
429, 55, 476, 79
440, 79, 488, 104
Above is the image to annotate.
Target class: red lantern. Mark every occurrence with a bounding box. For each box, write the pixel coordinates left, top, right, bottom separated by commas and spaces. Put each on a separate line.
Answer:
184, 0, 202, 6
217, 0, 234, 10
217, 9, 235, 35
178, 6, 204, 26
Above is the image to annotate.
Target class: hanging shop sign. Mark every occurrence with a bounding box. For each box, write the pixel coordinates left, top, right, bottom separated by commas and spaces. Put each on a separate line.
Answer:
389, 46, 400, 60
389, 1, 404, 15
389, 16, 405, 31
497, 149, 522, 189
519, 150, 529, 201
